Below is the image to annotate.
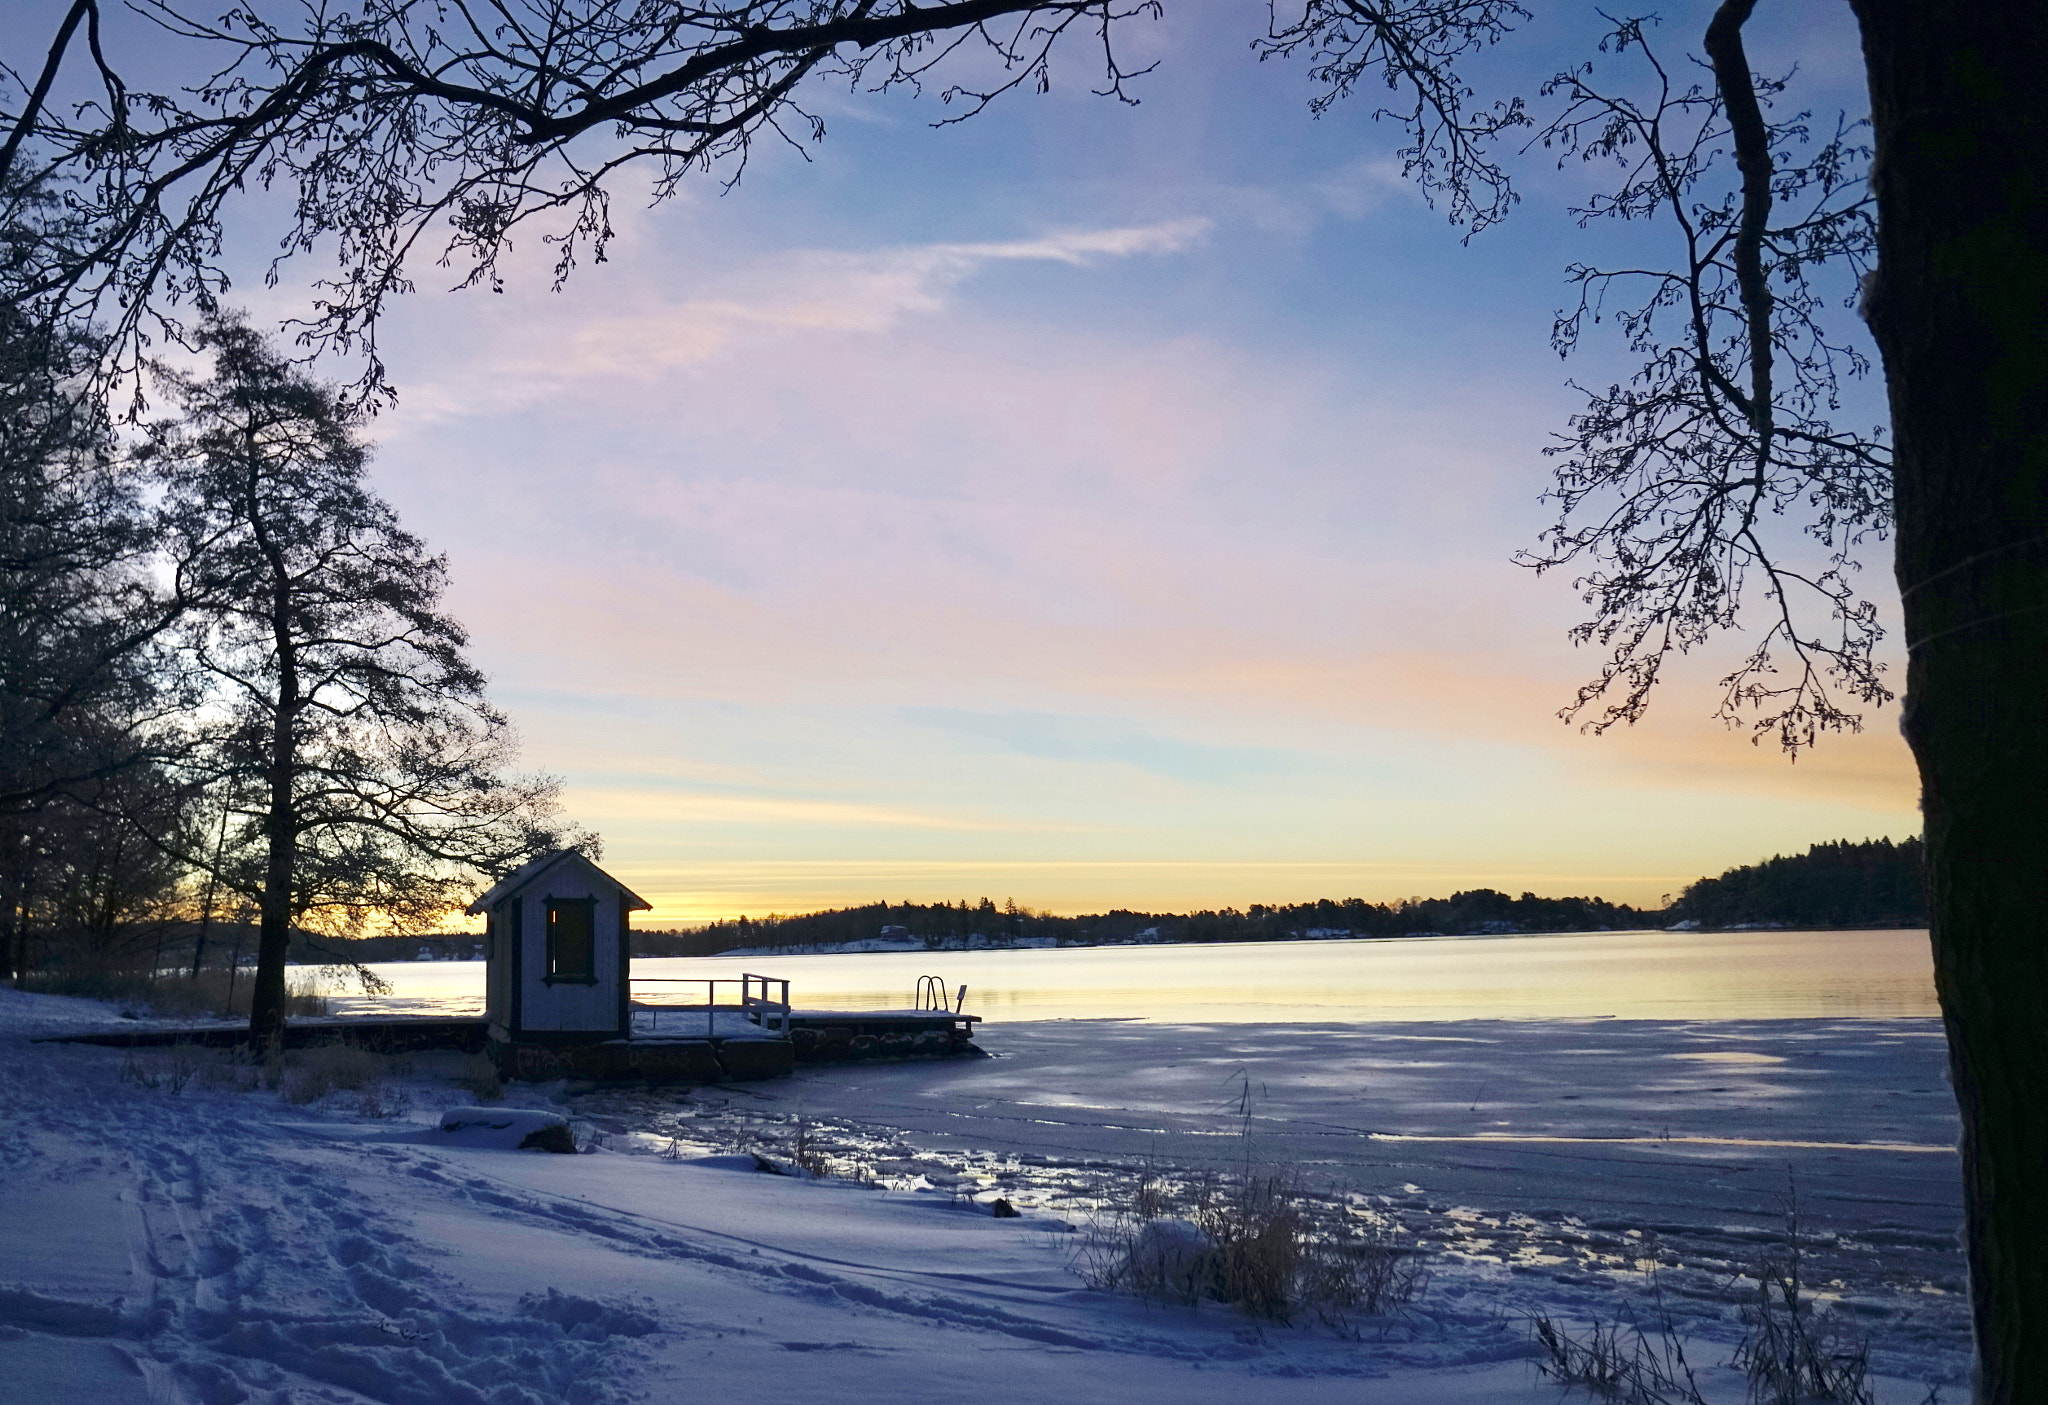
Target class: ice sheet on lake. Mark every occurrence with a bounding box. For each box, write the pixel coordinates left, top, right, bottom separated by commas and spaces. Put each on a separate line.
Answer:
0, 994, 1967, 1404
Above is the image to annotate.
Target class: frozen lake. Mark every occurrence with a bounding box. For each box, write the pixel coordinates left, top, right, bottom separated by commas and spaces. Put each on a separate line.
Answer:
4, 926, 1965, 1394
325, 926, 1938, 1022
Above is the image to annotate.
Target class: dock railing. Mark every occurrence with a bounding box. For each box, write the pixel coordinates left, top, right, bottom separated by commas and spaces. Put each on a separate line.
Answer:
741, 974, 792, 1034
629, 974, 791, 1039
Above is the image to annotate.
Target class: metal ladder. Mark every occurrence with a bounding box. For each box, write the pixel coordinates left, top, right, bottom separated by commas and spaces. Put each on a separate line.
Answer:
915, 974, 965, 1013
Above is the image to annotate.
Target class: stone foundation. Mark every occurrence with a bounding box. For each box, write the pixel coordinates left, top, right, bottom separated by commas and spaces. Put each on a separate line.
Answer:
490, 1037, 793, 1084
788, 1024, 984, 1063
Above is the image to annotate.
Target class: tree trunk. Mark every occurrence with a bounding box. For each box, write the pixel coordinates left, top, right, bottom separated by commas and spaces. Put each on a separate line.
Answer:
247, 690, 297, 1045
245, 437, 299, 1049
0, 826, 20, 983
1851, 4, 2048, 1398
249, 731, 295, 1045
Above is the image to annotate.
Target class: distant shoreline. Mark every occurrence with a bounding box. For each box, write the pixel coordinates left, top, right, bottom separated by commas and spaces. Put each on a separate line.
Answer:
300, 921, 1932, 965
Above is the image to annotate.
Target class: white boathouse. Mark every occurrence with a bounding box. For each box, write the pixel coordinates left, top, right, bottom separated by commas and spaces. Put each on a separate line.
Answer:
469, 850, 650, 1045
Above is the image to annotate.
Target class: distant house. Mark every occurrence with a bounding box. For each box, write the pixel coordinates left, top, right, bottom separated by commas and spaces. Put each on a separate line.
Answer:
468, 850, 651, 1045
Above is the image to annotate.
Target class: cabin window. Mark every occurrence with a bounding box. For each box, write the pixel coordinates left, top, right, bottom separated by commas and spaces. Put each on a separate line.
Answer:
545, 898, 597, 983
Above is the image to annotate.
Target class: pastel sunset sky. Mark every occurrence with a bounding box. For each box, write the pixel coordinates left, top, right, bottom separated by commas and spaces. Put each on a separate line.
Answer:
14, 0, 1913, 923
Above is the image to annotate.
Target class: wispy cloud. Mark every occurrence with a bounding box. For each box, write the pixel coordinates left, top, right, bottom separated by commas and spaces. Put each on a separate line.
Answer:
569, 786, 1096, 833
395, 218, 1210, 416
357, 135, 1912, 920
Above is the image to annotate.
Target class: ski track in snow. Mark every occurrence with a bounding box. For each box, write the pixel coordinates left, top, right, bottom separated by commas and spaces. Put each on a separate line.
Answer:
0, 1043, 668, 1404
0, 993, 1971, 1403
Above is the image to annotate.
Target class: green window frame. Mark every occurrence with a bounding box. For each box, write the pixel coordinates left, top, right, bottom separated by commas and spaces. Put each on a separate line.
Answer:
544, 897, 598, 983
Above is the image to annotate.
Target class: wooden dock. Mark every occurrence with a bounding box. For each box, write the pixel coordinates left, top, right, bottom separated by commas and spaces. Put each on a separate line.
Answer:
623, 1004, 981, 1065
628, 972, 983, 1065
44, 972, 982, 1082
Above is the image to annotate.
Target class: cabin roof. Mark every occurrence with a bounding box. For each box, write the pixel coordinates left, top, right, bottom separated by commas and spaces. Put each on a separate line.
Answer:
465, 849, 651, 915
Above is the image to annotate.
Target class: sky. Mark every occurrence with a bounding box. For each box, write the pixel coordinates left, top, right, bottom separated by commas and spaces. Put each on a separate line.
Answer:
9, 1, 1917, 923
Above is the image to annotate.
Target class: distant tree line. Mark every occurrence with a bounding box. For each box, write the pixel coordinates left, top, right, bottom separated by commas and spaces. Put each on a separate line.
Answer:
628, 843, 1928, 959
1668, 837, 1926, 930
286, 837, 1932, 964
632, 889, 1653, 957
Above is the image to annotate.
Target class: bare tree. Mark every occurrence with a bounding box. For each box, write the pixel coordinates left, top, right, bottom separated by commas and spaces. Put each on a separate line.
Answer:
144, 316, 584, 1043
1270, 6, 2045, 1392
0, 0, 1157, 398
4, 0, 2044, 1391
1514, 17, 1890, 753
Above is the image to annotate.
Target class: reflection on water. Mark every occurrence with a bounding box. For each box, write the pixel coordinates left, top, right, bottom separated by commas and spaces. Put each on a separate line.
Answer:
325, 927, 1937, 1024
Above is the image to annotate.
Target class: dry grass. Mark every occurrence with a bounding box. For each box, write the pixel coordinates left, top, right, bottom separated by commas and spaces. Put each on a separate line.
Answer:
196, 1048, 266, 1093
450, 1052, 504, 1102
21, 968, 160, 1002
1533, 1194, 1876, 1405
279, 1043, 410, 1116
346, 1079, 413, 1119
1078, 1079, 1424, 1327
1077, 1168, 1426, 1325
1732, 1231, 1875, 1404
119, 1043, 201, 1094
787, 1116, 833, 1178
1297, 1223, 1434, 1319
708, 1111, 884, 1185
26, 966, 331, 1020
1531, 1295, 1709, 1405
281, 1044, 381, 1103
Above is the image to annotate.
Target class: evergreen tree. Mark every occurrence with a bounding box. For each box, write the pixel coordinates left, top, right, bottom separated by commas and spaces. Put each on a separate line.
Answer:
1673, 837, 1926, 929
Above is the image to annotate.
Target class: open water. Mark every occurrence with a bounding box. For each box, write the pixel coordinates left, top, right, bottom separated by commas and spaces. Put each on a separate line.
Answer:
326, 926, 1937, 1023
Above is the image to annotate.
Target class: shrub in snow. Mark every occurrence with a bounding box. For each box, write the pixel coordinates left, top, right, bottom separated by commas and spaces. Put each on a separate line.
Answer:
1083, 1177, 1306, 1316
349, 1080, 411, 1119
120, 1044, 199, 1093
1532, 1307, 1709, 1403
1080, 1173, 1426, 1325
438, 1106, 577, 1152
451, 1051, 503, 1102
1295, 1226, 1430, 1318
1132, 1217, 1210, 1294
1734, 1245, 1876, 1404
281, 1044, 384, 1105
1081, 1216, 1211, 1303
197, 1049, 263, 1092
787, 1115, 830, 1178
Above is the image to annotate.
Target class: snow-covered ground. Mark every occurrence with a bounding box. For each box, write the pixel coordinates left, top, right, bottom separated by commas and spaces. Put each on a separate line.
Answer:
0, 989, 1967, 1404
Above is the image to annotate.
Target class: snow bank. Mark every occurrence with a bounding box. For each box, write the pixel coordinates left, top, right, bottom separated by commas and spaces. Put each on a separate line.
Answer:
0, 984, 208, 1037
